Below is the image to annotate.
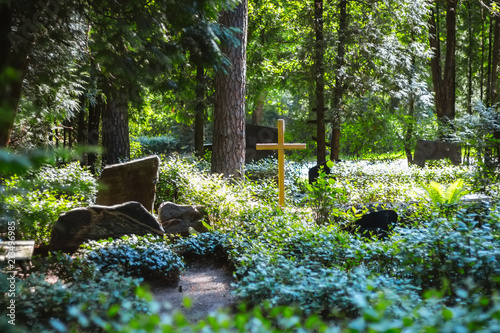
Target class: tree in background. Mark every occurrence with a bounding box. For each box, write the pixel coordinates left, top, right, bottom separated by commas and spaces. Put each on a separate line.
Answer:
212, 0, 248, 178
428, 0, 457, 137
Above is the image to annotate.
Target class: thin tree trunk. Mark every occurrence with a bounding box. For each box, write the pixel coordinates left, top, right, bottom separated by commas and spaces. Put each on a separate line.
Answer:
77, 95, 87, 145
252, 90, 268, 126
330, 0, 347, 162
102, 90, 130, 165
489, 13, 500, 107
467, 0, 473, 114
87, 95, 102, 173
195, 65, 205, 158
314, 0, 326, 164
212, 0, 247, 178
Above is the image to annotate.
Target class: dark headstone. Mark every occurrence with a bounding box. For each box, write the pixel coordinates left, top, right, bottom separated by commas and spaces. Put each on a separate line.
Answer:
50, 201, 164, 253
204, 124, 279, 163
157, 201, 209, 237
245, 124, 279, 162
308, 161, 331, 184
96, 155, 160, 211
412, 139, 461, 167
353, 209, 398, 239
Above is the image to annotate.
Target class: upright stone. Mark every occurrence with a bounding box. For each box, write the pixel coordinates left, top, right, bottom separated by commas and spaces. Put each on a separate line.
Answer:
353, 210, 398, 239
50, 201, 165, 253
96, 155, 160, 211
246, 124, 279, 162
308, 160, 331, 184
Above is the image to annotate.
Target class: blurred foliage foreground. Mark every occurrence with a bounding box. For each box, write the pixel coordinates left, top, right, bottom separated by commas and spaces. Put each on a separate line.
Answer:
1, 152, 500, 332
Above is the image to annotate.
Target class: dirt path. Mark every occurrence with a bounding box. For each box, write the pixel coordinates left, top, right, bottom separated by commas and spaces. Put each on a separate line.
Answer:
150, 263, 237, 322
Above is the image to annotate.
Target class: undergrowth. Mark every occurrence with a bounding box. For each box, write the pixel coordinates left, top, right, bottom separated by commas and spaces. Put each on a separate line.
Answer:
2, 155, 499, 332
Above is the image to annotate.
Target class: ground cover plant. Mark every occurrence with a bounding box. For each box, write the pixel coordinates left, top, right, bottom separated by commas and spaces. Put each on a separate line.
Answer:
1, 154, 500, 332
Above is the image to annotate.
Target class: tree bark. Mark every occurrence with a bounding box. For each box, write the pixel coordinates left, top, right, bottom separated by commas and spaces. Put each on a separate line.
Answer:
428, 0, 457, 134
467, 0, 473, 114
489, 13, 500, 107
212, 1, 247, 178
195, 65, 205, 158
330, 0, 347, 161
314, 0, 326, 164
102, 90, 130, 165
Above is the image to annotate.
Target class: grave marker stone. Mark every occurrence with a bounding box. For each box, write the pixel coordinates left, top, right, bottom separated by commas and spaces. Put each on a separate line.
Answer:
354, 209, 398, 239
96, 155, 160, 211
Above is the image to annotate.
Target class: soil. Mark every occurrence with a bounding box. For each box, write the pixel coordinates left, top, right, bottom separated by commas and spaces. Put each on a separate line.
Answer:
148, 262, 237, 322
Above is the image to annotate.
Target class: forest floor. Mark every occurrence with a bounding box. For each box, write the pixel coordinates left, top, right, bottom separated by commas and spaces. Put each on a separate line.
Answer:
149, 261, 237, 322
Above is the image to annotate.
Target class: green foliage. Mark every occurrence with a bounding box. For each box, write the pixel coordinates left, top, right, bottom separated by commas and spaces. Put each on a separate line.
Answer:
133, 136, 188, 157
305, 161, 349, 225
78, 235, 185, 285
422, 179, 470, 205
0, 254, 150, 332
4, 157, 499, 331
155, 154, 261, 226
173, 231, 229, 260
0, 162, 97, 245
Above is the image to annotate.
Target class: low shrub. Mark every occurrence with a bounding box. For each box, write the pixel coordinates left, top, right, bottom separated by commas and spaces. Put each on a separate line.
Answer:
0, 162, 97, 245
0, 254, 150, 332
78, 235, 185, 285
173, 231, 229, 264
134, 136, 186, 156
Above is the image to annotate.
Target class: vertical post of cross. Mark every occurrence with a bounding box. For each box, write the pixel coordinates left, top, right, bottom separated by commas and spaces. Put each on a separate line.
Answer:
256, 119, 306, 207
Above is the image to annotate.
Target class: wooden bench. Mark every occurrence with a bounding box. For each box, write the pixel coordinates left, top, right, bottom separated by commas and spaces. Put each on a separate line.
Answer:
0, 240, 35, 274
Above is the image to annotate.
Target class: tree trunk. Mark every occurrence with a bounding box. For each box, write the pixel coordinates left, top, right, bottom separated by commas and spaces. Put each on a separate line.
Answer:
467, 0, 473, 115
251, 90, 267, 126
87, 95, 102, 173
77, 94, 87, 145
489, 13, 500, 107
429, 0, 457, 135
212, 1, 248, 178
195, 66, 205, 158
489, 12, 500, 162
0, 5, 32, 147
102, 90, 130, 165
314, 0, 326, 164
330, 0, 347, 161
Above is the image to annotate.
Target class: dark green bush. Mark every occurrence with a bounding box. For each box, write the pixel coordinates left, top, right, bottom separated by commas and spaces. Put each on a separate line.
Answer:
0, 254, 150, 332
134, 136, 186, 156
79, 235, 185, 285
173, 231, 229, 264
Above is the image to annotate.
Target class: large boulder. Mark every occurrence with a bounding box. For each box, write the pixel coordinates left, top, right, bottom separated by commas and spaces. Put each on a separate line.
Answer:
158, 202, 209, 236
50, 201, 164, 253
96, 155, 160, 211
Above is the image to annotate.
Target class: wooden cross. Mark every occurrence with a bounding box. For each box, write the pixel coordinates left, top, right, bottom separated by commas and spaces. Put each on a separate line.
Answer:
256, 119, 306, 207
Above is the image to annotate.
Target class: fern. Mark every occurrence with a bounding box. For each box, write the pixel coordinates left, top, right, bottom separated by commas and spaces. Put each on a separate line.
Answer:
422, 179, 469, 205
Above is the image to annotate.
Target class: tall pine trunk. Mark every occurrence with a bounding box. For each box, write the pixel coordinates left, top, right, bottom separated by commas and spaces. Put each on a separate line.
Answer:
212, 1, 248, 178
314, 0, 326, 164
330, 0, 347, 161
102, 90, 130, 165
